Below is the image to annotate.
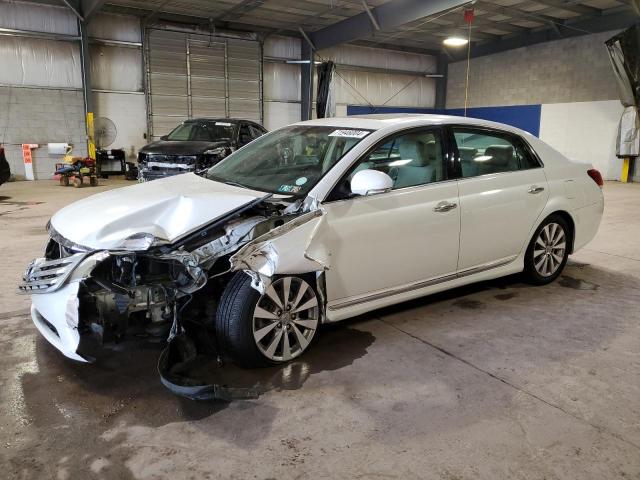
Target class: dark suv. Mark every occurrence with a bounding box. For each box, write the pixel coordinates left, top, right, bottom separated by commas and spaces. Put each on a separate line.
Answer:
137, 118, 267, 181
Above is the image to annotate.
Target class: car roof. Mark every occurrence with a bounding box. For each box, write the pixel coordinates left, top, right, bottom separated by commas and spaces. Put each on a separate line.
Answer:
294, 113, 532, 138
186, 118, 261, 125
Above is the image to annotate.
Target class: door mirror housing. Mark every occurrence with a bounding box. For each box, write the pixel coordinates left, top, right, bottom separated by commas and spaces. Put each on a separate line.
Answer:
160, 135, 168, 141
350, 169, 394, 196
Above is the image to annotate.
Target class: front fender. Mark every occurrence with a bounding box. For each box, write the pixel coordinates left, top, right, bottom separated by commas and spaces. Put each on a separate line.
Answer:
230, 209, 329, 292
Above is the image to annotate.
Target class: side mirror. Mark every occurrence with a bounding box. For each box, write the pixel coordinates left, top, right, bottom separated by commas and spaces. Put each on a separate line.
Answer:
350, 169, 393, 196
160, 135, 168, 141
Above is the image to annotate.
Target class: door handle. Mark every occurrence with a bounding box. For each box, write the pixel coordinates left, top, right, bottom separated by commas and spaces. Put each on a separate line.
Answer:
434, 201, 458, 213
528, 186, 545, 194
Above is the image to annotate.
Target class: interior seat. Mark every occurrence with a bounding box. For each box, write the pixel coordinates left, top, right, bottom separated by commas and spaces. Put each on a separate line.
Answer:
478, 145, 515, 175
391, 138, 435, 189
458, 147, 478, 177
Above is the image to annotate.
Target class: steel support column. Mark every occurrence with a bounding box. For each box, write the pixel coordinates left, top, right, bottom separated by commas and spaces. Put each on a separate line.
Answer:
435, 55, 448, 110
79, 19, 96, 159
301, 42, 314, 121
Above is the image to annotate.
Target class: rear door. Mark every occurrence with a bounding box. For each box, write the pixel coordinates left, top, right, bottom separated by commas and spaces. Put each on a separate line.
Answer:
451, 127, 549, 271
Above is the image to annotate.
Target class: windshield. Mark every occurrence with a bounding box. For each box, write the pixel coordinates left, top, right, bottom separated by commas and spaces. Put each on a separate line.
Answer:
166, 121, 236, 142
206, 125, 371, 195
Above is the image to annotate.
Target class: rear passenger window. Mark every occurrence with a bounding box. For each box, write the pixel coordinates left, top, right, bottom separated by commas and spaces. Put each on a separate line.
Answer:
453, 129, 540, 178
351, 129, 445, 190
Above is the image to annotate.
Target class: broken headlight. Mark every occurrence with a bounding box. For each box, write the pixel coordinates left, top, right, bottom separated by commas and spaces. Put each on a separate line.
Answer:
117, 233, 166, 251
203, 147, 227, 156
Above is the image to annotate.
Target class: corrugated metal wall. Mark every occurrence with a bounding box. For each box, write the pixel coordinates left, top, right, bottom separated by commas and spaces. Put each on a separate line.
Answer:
145, 29, 262, 139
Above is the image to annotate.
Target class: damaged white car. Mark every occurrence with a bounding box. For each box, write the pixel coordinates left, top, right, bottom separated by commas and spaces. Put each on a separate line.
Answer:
19, 114, 604, 368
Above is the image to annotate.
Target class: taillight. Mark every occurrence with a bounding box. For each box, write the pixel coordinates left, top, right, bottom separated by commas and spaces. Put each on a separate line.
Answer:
587, 169, 603, 188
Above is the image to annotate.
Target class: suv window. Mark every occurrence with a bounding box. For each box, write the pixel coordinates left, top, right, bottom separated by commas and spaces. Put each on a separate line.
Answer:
249, 125, 265, 139
453, 128, 540, 178
349, 129, 445, 190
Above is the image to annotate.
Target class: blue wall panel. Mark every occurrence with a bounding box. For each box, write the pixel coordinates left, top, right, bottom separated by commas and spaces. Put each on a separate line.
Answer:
347, 105, 437, 116
346, 104, 542, 137
446, 105, 542, 137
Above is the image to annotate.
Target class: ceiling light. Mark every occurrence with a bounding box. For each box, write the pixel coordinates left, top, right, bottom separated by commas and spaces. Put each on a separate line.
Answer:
443, 37, 468, 47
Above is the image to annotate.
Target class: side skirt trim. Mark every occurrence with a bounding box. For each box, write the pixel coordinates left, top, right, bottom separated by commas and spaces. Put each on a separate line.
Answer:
327, 255, 518, 311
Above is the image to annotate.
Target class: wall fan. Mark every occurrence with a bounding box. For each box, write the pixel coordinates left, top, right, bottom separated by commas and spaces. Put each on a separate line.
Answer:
95, 117, 117, 149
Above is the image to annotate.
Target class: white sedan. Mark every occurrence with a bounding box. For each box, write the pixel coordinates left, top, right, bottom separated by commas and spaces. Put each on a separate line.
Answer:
19, 114, 603, 368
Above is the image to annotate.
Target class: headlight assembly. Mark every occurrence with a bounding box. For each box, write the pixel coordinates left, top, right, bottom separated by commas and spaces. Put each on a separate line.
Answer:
117, 233, 167, 251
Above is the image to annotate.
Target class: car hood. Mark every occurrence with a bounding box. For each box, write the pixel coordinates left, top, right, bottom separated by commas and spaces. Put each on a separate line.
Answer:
50, 173, 267, 250
140, 140, 230, 155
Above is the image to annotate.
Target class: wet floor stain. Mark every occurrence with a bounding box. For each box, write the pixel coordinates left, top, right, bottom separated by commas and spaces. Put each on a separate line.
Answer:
494, 292, 518, 301
161, 325, 376, 401
17, 324, 375, 429
452, 299, 484, 310
559, 276, 599, 291
0, 199, 44, 208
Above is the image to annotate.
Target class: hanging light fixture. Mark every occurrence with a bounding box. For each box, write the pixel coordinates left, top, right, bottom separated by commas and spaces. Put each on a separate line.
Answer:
443, 37, 468, 47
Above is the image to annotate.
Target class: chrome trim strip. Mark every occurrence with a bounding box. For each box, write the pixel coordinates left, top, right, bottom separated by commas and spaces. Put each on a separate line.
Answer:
328, 255, 518, 311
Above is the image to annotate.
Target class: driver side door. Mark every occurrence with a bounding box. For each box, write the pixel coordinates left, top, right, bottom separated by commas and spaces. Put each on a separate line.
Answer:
320, 127, 461, 315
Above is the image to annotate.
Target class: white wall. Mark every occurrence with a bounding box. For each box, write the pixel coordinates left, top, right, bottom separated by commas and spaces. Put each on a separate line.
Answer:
446, 30, 629, 180
263, 36, 437, 129
319, 44, 437, 113
263, 35, 302, 130
88, 12, 145, 157
94, 92, 147, 157
540, 101, 625, 180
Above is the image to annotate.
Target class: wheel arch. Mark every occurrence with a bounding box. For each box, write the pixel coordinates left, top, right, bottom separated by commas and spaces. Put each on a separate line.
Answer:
550, 210, 575, 253
533, 209, 576, 254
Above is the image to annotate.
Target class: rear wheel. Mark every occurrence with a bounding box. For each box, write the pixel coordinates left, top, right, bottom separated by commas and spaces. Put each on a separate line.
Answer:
523, 214, 570, 285
216, 272, 320, 367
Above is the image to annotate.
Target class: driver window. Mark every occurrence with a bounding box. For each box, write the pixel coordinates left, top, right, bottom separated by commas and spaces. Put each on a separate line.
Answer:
238, 124, 253, 146
350, 129, 445, 190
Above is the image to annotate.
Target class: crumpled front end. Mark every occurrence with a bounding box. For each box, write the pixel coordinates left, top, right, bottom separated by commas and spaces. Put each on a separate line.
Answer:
138, 153, 201, 181
138, 149, 228, 182
19, 241, 207, 362
18, 195, 327, 364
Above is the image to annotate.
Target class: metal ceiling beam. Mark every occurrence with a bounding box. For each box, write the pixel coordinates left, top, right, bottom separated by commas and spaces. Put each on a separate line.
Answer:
353, 39, 441, 56
217, 0, 266, 23
59, 0, 105, 21
451, 8, 636, 61
60, 0, 83, 21
475, 2, 556, 26
530, 0, 600, 17
81, 0, 106, 20
308, 0, 473, 50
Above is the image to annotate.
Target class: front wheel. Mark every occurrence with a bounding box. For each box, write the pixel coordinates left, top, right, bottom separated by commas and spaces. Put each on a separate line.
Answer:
216, 272, 320, 367
523, 215, 570, 285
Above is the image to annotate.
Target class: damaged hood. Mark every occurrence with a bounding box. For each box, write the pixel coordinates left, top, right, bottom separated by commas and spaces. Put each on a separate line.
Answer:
50, 173, 267, 250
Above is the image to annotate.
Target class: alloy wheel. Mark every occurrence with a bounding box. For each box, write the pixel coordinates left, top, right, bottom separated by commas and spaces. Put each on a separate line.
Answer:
533, 222, 566, 277
252, 277, 319, 362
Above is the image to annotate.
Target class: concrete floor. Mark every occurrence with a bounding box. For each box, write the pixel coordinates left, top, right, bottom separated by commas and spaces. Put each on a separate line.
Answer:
1, 179, 639, 480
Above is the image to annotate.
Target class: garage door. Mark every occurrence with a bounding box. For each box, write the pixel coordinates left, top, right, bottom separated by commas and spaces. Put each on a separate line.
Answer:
145, 29, 262, 140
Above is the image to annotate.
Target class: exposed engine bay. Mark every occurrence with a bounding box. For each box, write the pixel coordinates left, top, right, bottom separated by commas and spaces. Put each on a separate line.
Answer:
20, 194, 327, 399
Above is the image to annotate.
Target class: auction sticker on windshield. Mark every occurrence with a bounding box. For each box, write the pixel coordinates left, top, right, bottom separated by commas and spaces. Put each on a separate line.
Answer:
328, 129, 370, 139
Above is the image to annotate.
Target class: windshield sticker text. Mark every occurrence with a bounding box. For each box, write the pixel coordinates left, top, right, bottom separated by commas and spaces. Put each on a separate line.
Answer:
328, 129, 370, 139
278, 185, 302, 193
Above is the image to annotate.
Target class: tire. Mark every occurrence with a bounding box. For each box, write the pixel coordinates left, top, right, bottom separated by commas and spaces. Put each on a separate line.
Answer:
523, 214, 570, 285
89, 176, 98, 187
73, 177, 82, 188
216, 272, 320, 367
